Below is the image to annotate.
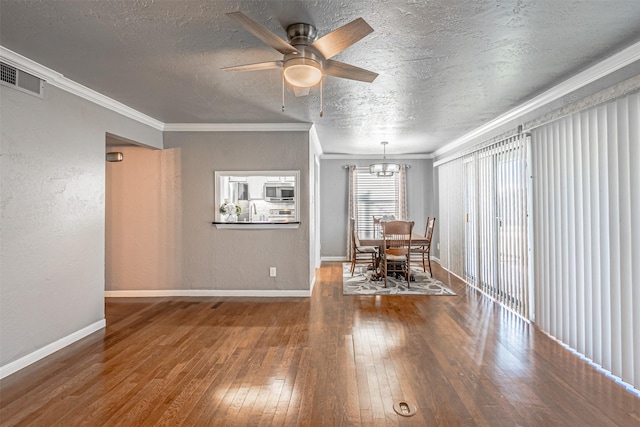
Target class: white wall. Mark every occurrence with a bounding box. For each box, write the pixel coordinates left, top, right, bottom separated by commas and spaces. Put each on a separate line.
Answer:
319, 158, 436, 259
0, 83, 161, 373
308, 133, 322, 286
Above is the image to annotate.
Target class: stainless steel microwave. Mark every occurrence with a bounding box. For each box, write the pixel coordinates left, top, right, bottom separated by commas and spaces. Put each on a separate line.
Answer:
264, 182, 295, 202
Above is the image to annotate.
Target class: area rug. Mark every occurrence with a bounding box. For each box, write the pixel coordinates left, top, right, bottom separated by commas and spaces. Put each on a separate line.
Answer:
343, 263, 456, 296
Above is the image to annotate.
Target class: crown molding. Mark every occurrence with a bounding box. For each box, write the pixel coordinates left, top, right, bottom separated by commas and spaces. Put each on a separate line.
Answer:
0, 46, 164, 131
320, 153, 433, 160
0, 46, 315, 135
433, 39, 640, 159
163, 122, 312, 132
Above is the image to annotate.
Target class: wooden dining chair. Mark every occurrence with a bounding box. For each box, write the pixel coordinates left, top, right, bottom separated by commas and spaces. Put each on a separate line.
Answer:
379, 220, 414, 288
411, 217, 436, 276
350, 218, 377, 276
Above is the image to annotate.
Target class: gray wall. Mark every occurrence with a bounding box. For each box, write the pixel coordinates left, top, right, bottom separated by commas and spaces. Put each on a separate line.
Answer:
163, 131, 311, 291
319, 158, 436, 259
0, 83, 162, 368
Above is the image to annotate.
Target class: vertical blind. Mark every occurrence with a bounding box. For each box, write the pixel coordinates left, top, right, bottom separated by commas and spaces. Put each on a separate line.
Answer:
531, 92, 639, 390
465, 136, 530, 318
437, 158, 465, 278
438, 135, 530, 318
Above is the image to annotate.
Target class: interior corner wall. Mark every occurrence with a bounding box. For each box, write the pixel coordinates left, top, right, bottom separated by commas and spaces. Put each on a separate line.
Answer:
162, 131, 311, 291
308, 138, 321, 285
319, 158, 435, 259
0, 83, 162, 371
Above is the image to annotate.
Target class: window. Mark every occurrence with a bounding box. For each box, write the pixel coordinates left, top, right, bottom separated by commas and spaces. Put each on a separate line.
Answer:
354, 167, 401, 234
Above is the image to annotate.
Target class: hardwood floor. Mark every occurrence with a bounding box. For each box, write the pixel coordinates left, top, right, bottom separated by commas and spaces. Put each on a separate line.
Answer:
1, 261, 639, 426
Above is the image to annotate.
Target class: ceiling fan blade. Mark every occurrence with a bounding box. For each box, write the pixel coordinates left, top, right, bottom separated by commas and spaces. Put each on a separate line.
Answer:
227, 11, 299, 55
293, 87, 310, 97
222, 61, 283, 72
323, 60, 378, 83
311, 18, 373, 60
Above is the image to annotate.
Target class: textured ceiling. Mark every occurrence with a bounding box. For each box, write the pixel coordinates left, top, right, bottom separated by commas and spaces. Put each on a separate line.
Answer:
1, 0, 640, 155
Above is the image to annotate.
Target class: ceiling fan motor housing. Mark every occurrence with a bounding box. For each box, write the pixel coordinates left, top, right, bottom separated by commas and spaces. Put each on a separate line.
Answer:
286, 23, 317, 46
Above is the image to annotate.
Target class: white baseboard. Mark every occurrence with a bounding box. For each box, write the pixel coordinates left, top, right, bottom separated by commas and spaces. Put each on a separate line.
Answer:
0, 319, 106, 380
309, 274, 316, 295
104, 289, 311, 298
321, 256, 348, 262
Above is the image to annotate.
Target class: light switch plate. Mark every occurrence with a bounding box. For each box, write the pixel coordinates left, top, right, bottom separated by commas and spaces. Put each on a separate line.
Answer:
269, 267, 277, 277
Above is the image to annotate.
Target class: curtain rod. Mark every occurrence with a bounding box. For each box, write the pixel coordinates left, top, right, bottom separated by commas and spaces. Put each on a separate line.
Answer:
342, 164, 411, 169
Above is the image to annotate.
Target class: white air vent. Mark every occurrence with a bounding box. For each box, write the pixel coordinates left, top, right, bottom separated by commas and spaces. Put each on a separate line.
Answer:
0, 62, 44, 98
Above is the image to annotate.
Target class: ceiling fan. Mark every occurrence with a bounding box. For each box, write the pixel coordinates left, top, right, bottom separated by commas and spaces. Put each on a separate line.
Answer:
223, 11, 378, 99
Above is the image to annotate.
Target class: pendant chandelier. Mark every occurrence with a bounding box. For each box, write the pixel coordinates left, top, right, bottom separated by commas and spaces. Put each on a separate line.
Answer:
369, 141, 400, 177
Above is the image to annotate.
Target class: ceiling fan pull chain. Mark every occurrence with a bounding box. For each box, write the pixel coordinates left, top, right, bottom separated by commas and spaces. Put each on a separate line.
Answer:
320, 77, 323, 117
282, 75, 285, 112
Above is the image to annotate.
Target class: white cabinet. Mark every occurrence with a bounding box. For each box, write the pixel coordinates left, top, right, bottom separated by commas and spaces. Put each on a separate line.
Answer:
248, 176, 265, 199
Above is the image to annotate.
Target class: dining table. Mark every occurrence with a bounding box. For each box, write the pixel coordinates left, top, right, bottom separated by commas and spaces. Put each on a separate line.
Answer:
358, 230, 430, 248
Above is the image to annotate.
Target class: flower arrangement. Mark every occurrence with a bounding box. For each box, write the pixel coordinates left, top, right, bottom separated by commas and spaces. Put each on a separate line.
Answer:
220, 199, 241, 221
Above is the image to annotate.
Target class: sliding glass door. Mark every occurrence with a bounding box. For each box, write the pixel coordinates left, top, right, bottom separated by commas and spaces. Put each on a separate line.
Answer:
463, 135, 530, 318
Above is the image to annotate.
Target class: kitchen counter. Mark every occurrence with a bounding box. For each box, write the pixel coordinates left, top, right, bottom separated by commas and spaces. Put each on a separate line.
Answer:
212, 221, 300, 229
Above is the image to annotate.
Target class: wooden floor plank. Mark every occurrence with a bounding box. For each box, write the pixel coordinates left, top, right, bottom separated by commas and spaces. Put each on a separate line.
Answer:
1, 262, 639, 426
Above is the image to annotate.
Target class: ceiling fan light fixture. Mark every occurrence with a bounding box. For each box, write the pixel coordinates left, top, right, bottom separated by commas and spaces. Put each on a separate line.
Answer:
283, 57, 322, 88
370, 141, 400, 176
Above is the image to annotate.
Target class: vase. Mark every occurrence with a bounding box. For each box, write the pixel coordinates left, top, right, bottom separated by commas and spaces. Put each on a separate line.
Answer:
227, 213, 238, 223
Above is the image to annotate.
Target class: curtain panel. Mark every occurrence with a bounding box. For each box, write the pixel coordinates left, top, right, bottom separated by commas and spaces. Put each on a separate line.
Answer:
531, 92, 640, 390
399, 165, 408, 220
347, 165, 357, 261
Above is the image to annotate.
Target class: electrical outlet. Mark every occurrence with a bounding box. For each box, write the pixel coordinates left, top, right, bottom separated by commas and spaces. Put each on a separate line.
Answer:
437, 243, 440, 250
269, 267, 277, 277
